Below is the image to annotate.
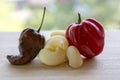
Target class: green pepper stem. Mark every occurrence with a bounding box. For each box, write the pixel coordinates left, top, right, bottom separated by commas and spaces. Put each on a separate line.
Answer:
78, 12, 81, 24
37, 7, 46, 32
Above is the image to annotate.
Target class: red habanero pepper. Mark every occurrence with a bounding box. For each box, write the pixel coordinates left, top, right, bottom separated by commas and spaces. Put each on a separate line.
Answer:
66, 13, 105, 59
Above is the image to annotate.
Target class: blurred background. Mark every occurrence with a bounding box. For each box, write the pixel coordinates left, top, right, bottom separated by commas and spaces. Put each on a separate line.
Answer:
0, 0, 120, 32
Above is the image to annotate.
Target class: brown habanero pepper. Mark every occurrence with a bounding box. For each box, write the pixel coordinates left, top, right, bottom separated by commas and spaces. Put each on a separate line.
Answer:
7, 7, 46, 65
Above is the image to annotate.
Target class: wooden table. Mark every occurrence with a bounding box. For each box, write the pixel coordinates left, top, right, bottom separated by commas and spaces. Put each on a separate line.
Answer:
0, 30, 120, 80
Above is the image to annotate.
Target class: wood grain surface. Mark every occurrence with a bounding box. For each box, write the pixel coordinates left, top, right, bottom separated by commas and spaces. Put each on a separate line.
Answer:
0, 30, 120, 80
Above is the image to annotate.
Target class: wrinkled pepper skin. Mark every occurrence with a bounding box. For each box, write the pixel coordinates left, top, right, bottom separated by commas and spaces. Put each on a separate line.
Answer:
7, 28, 45, 65
66, 18, 105, 59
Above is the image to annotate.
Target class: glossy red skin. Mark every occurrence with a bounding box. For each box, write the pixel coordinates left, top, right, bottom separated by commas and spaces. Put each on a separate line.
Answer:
66, 18, 105, 59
